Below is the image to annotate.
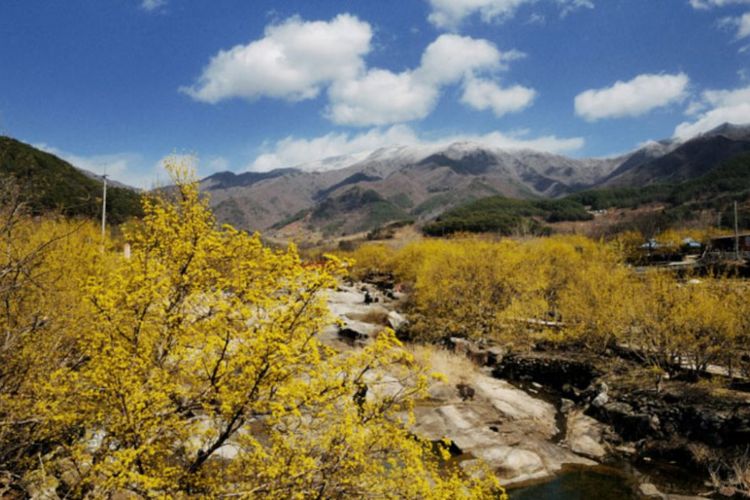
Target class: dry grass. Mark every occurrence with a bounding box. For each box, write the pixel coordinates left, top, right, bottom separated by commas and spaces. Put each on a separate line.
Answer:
408, 344, 478, 385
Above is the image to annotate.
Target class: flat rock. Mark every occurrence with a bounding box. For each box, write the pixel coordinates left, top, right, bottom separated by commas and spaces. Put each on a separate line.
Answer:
566, 409, 608, 459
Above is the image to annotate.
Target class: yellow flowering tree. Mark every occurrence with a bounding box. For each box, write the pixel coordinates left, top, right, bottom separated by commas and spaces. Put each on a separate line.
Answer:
17, 163, 500, 498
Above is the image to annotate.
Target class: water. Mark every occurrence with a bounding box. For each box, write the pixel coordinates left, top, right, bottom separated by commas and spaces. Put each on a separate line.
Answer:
509, 467, 640, 499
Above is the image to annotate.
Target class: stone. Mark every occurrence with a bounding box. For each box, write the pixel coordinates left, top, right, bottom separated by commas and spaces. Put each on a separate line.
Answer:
387, 310, 407, 331
639, 482, 665, 498
592, 391, 609, 407
566, 410, 608, 459
560, 398, 575, 414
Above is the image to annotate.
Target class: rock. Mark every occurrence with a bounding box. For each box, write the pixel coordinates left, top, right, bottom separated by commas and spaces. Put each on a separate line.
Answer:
560, 398, 575, 414
492, 352, 601, 393
387, 310, 407, 331
566, 410, 608, 459
363, 372, 405, 400
336, 320, 380, 343
411, 375, 595, 485
472, 375, 558, 437
456, 383, 475, 401
478, 446, 545, 476
639, 482, 665, 498
592, 391, 610, 407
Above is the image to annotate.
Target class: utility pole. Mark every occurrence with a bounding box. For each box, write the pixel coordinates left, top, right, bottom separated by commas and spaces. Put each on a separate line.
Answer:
734, 200, 740, 261
101, 174, 108, 241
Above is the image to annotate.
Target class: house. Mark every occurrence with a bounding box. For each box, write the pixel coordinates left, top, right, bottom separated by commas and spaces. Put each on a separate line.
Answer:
705, 234, 750, 260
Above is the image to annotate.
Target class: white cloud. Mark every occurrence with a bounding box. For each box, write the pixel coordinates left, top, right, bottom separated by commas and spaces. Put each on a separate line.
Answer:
417, 34, 507, 84
674, 84, 750, 139
181, 14, 372, 103
140, 0, 166, 12
326, 71, 439, 126
249, 125, 583, 171
427, 0, 530, 29
426, 0, 594, 29
689, 0, 750, 9
574, 73, 690, 121
732, 12, 750, 38
326, 34, 529, 126
184, 17, 532, 127
461, 76, 536, 116
251, 126, 420, 171
556, 0, 594, 16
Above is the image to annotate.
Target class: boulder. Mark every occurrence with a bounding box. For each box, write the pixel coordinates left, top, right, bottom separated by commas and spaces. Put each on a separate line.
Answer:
566, 410, 608, 459
387, 310, 408, 331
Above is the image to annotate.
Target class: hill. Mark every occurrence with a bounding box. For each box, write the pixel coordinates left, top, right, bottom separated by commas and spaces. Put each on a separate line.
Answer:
422, 196, 592, 236
0, 136, 142, 223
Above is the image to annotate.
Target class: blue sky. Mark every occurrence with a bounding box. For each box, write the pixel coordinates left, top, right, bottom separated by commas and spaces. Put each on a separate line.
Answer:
1, 0, 749, 187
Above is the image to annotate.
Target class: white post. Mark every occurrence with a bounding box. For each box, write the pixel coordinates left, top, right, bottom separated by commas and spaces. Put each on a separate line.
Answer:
101, 175, 108, 242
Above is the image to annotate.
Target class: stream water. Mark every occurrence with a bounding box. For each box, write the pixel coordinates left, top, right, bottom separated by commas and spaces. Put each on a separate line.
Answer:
509, 467, 640, 499
502, 380, 710, 499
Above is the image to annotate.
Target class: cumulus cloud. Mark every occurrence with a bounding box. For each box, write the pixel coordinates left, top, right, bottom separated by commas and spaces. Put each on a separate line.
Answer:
674, 84, 750, 139
426, 0, 594, 29
689, 0, 750, 9
326, 34, 522, 126
249, 125, 583, 171
574, 73, 690, 121
461, 76, 536, 116
184, 17, 533, 126
417, 34, 508, 84
326, 35, 530, 126
140, 0, 166, 12
181, 14, 372, 103
326, 71, 439, 126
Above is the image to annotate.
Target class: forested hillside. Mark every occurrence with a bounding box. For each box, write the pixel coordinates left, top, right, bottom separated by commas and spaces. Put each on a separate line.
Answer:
0, 136, 142, 223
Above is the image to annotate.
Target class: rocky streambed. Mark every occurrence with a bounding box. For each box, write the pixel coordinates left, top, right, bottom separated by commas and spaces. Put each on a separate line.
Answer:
324, 282, 746, 498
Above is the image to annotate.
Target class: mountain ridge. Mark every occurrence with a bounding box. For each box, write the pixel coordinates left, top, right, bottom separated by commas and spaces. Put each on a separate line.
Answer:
199, 123, 750, 237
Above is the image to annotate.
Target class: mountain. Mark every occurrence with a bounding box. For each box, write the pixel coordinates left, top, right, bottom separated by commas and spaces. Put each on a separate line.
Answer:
201, 142, 622, 237
189, 122, 750, 237
599, 124, 750, 188
0, 136, 142, 223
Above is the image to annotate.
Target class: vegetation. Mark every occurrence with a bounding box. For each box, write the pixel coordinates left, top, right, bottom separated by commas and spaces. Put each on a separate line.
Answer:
0, 166, 502, 498
311, 187, 411, 236
569, 153, 750, 226
0, 136, 142, 223
426, 153, 750, 238
423, 196, 592, 236
346, 237, 750, 376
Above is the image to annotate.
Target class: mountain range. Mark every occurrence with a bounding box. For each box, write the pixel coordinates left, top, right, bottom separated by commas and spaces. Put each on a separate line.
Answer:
199, 123, 750, 238
2, 123, 749, 237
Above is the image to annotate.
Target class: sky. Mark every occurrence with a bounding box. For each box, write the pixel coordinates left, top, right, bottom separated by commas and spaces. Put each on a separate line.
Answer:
1, 0, 750, 187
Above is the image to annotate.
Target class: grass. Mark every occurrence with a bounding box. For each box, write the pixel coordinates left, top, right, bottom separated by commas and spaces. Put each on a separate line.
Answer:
408, 344, 478, 386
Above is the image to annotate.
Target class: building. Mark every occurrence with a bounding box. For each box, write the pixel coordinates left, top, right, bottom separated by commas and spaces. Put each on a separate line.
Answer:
705, 234, 750, 261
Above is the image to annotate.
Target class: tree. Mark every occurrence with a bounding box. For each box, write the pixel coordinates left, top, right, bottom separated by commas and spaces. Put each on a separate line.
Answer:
13, 162, 500, 498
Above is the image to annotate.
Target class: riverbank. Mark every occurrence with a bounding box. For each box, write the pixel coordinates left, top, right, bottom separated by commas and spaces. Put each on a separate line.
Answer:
325, 280, 748, 498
